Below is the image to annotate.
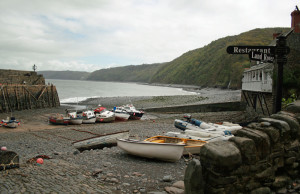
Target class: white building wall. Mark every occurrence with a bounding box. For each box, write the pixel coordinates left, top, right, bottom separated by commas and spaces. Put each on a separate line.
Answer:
242, 66, 273, 93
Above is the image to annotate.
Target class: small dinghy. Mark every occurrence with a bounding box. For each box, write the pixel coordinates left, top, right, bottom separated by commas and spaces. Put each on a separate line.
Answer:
117, 138, 185, 162
1, 117, 20, 128
49, 114, 70, 125
73, 130, 129, 151
166, 131, 233, 142
144, 136, 207, 155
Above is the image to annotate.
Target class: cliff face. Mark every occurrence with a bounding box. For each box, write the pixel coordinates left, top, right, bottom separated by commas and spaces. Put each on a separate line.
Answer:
0, 70, 45, 85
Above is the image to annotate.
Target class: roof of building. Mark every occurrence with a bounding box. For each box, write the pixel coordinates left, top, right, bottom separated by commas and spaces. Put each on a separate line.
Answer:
244, 63, 273, 73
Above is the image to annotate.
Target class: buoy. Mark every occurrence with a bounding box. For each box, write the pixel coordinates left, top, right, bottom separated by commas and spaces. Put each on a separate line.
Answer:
1, 146, 7, 151
36, 158, 44, 164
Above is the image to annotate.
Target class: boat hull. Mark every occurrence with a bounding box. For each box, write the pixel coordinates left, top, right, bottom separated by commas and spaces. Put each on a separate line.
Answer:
96, 115, 115, 123
1, 118, 20, 128
128, 112, 144, 120
73, 131, 129, 151
69, 118, 83, 125
144, 136, 206, 155
166, 131, 232, 142
174, 119, 242, 133
114, 113, 130, 121
49, 118, 69, 125
1, 122, 20, 128
82, 117, 96, 124
117, 138, 185, 162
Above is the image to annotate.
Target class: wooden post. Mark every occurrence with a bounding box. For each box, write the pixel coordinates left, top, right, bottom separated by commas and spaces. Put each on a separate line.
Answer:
0, 87, 8, 112
25, 86, 32, 109
4, 86, 12, 112
15, 86, 20, 110
54, 86, 60, 107
46, 86, 51, 107
51, 85, 55, 106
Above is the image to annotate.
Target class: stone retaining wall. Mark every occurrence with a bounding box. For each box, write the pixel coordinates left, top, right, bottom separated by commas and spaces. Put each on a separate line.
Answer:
144, 101, 246, 113
184, 100, 300, 194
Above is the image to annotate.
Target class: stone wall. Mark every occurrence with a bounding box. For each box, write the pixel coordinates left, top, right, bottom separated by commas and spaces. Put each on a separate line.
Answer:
0, 69, 45, 85
184, 100, 300, 194
144, 102, 246, 113
0, 85, 60, 113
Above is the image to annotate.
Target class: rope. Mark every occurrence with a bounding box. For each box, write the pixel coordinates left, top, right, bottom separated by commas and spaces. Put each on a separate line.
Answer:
0, 154, 20, 172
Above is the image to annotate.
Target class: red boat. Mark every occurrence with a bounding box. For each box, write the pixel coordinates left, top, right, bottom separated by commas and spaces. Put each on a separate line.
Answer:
49, 114, 70, 125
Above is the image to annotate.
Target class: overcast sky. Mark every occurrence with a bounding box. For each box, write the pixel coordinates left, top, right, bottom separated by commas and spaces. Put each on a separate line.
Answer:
0, 0, 298, 72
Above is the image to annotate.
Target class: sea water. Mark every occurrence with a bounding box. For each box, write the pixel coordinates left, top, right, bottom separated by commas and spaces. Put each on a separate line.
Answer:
46, 79, 196, 103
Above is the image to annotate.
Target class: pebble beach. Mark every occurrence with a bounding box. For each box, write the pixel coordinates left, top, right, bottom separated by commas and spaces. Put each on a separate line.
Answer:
0, 88, 250, 193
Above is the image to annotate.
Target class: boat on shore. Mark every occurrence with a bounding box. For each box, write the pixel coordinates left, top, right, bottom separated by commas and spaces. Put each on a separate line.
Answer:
112, 107, 130, 121
1, 117, 20, 128
49, 114, 70, 125
94, 106, 115, 123
73, 130, 129, 151
82, 110, 96, 124
174, 118, 242, 133
117, 137, 187, 162
166, 131, 232, 142
121, 104, 144, 120
144, 136, 207, 155
68, 112, 83, 125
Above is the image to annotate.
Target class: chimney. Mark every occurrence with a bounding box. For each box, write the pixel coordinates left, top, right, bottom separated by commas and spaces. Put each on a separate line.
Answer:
273, 33, 281, 39
291, 6, 300, 33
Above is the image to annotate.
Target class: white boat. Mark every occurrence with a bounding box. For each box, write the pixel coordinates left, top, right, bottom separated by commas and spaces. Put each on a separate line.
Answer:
112, 107, 130, 121
144, 136, 207, 155
174, 119, 242, 134
73, 130, 129, 151
1, 117, 20, 128
68, 112, 83, 125
117, 138, 186, 162
94, 106, 115, 123
166, 131, 232, 142
82, 110, 96, 124
121, 104, 144, 120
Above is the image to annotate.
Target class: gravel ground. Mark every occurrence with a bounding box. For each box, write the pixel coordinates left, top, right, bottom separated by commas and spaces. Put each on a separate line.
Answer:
0, 88, 250, 193
75, 88, 242, 110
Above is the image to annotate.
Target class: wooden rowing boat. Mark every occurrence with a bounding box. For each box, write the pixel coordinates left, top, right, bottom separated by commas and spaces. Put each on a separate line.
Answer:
144, 136, 207, 155
117, 138, 185, 162
73, 130, 129, 151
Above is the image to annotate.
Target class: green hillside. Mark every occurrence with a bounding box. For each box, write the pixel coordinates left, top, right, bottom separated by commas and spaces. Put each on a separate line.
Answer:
39, 27, 298, 93
150, 28, 289, 89
87, 63, 164, 82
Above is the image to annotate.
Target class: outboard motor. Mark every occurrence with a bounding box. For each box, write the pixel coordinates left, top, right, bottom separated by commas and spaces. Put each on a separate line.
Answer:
174, 119, 187, 131
183, 114, 191, 121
